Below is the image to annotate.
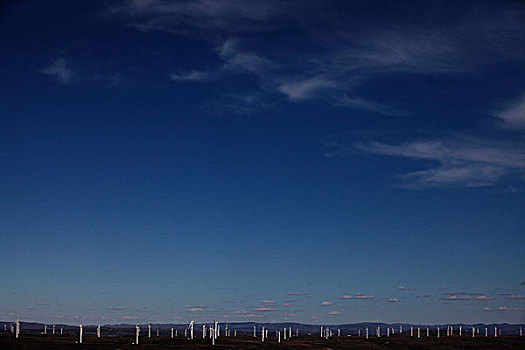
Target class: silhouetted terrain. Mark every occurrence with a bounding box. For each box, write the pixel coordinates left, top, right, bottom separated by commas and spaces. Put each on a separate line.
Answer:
2, 333, 525, 349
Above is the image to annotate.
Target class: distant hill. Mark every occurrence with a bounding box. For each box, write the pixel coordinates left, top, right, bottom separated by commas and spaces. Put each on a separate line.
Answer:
2, 320, 523, 336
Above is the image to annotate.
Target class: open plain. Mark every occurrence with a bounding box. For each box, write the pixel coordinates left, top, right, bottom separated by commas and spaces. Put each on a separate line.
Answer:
1, 334, 525, 350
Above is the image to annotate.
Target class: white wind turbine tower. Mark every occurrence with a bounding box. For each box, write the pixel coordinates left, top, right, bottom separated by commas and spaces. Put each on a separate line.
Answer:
135, 325, 140, 345
79, 324, 83, 344
15, 319, 20, 339
188, 320, 194, 340
97, 324, 101, 338
148, 324, 151, 338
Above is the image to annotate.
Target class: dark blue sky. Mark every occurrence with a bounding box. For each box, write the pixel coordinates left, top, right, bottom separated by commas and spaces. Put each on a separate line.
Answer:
1, 0, 525, 325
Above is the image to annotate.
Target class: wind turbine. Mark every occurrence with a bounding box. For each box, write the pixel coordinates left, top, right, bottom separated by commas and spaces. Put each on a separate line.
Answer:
188, 320, 194, 340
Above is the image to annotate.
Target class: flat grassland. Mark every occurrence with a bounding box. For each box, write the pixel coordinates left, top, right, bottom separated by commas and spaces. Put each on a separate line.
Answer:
1, 334, 524, 349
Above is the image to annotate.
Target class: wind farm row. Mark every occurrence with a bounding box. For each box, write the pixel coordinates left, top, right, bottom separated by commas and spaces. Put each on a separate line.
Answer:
2, 320, 524, 349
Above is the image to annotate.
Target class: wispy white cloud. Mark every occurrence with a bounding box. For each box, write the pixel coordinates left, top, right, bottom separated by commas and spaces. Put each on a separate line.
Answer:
444, 291, 483, 296
110, 0, 287, 35
186, 308, 205, 312
341, 293, 374, 300
170, 70, 215, 82
108, 306, 125, 310
277, 76, 335, 101
320, 301, 333, 306
496, 94, 525, 130
185, 304, 208, 312
252, 307, 277, 312
356, 138, 525, 188
108, 1, 525, 116
122, 315, 139, 319
388, 298, 400, 303
483, 306, 525, 312
41, 58, 73, 84
287, 291, 305, 296
508, 295, 525, 300
327, 311, 341, 315
337, 94, 406, 116
440, 295, 494, 301
218, 38, 273, 73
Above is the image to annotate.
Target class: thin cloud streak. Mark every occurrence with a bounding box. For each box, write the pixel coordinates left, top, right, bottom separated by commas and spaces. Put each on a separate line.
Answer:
109, 0, 289, 35
109, 1, 525, 114
277, 76, 335, 101
440, 295, 494, 301
483, 306, 525, 312
41, 58, 73, 84
170, 70, 215, 82
341, 293, 374, 300
356, 138, 525, 188
496, 94, 525, 130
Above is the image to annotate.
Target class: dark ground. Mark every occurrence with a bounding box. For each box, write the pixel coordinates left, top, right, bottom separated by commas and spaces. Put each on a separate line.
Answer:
1, 334, 525, 350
